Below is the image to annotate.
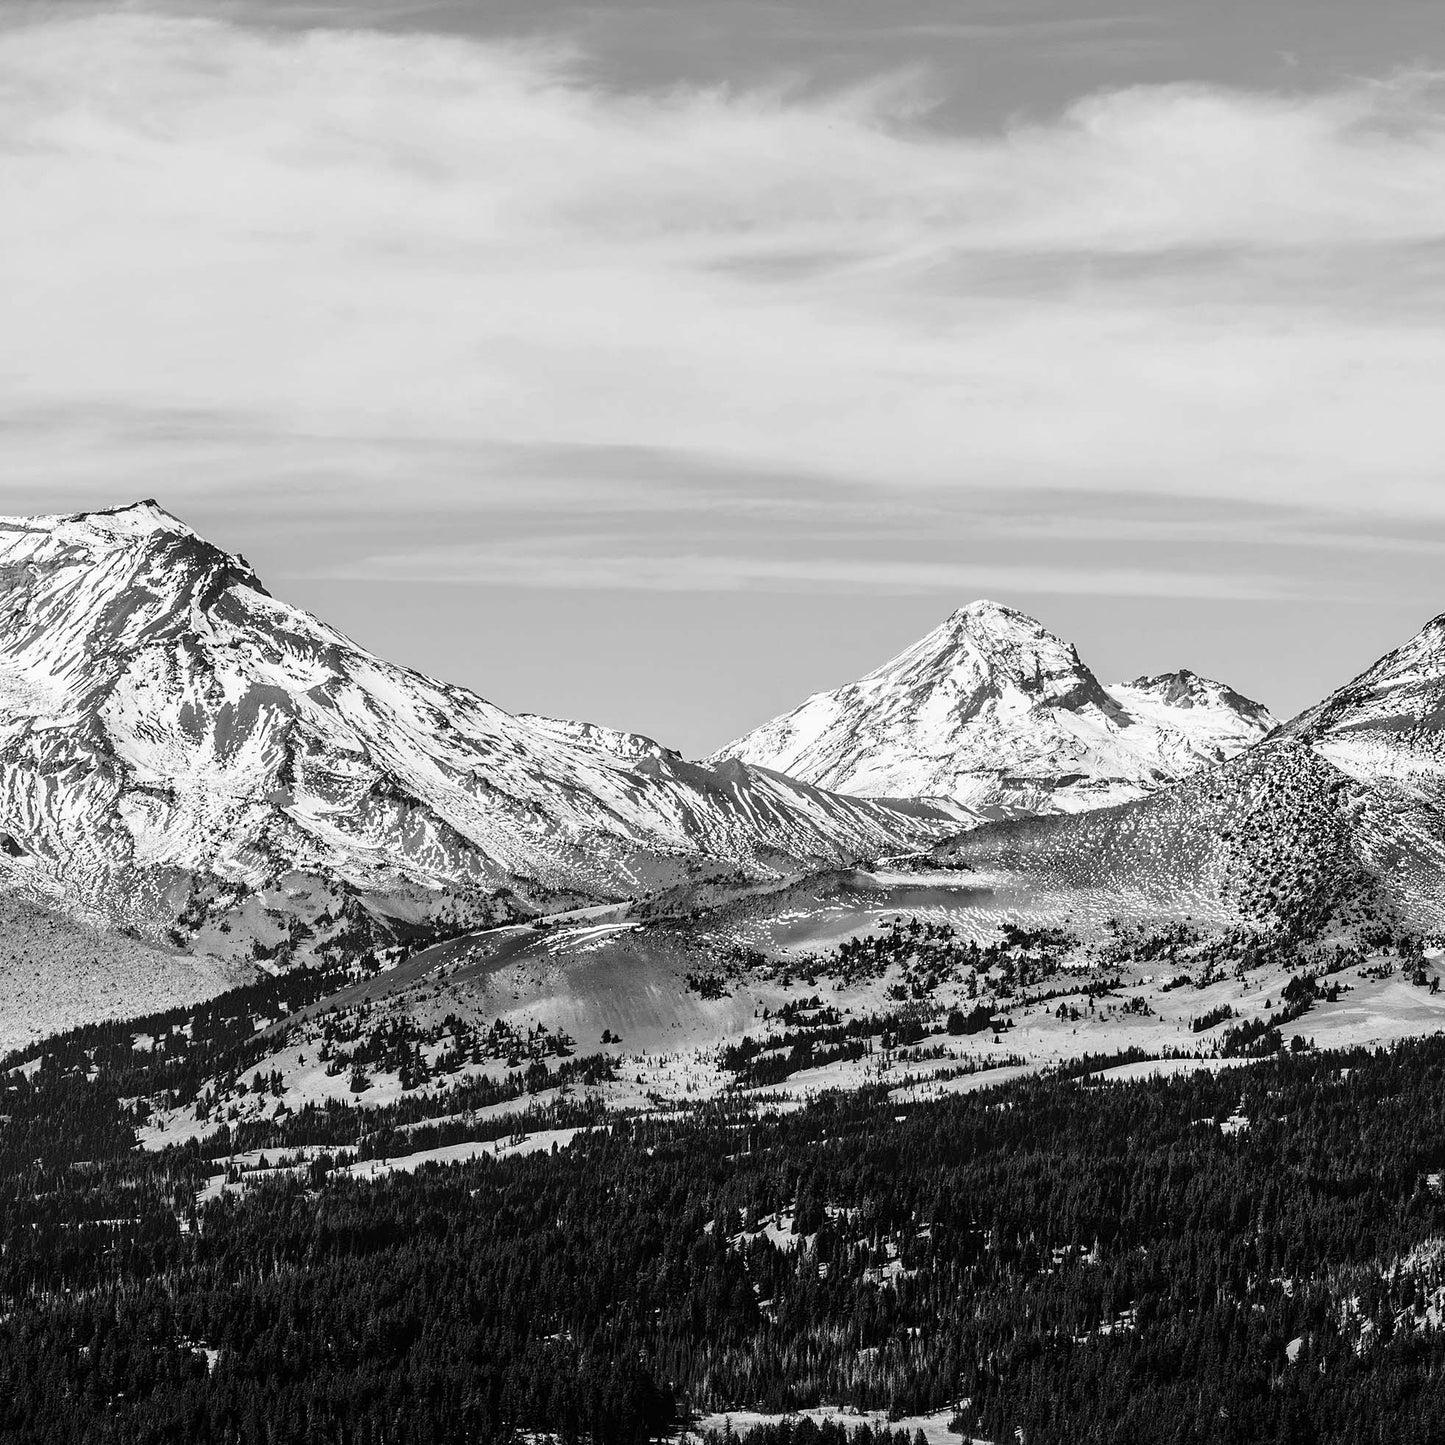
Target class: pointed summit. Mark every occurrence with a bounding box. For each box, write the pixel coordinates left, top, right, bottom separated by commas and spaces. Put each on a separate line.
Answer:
0, 501, 269, 720
949, 597, 1031, 626
82, 498, 195, 533
709, 604, 1275, 815
873, 599, 1124, 722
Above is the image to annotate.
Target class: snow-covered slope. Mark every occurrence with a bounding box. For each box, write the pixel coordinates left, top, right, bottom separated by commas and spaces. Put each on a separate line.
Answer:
938, 613, 1445, 938
1276, 613, 1445, 802
0, 502, 948, 958
940, 732, 1445, 938
709, 601, 1276, 815
1109, 670, 1275, 760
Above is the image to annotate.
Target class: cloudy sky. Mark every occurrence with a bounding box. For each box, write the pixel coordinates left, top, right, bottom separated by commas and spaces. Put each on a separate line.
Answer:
3, 0, 1445, 752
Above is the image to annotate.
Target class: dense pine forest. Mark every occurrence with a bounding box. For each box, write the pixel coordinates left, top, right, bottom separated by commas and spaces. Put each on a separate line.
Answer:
5, 1019, 1445, 1444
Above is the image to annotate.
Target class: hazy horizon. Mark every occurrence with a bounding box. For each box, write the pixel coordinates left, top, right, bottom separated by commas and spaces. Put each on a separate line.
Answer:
5, 0, 1445, 754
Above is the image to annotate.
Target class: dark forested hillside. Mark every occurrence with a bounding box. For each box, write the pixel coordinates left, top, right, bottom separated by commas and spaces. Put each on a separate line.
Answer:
5, 1034, 1445, 1443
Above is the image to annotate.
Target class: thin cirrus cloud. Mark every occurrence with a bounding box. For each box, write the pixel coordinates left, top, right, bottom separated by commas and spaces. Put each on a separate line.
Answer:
322, 537, 1301, 602
2, 9, 1445, 542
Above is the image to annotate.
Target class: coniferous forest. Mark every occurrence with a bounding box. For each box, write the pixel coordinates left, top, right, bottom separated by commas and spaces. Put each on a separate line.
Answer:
4, 1030, 1445, 1443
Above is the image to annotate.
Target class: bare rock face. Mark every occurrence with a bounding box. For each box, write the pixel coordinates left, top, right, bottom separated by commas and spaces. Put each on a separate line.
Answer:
710, 600, 1277, 816
0, 502, 949, 962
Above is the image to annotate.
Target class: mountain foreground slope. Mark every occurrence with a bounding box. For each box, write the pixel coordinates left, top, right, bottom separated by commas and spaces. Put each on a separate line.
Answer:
940, 737, 1445, 935
14, 587, 1445, 1198
710, 600, 1275, 814
0, 502, 949, 967
131, 613, 1445, 1144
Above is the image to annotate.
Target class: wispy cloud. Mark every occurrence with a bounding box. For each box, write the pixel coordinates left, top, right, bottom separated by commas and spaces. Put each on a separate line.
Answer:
2, 11, 1445, 522
315, 536, 1300, 601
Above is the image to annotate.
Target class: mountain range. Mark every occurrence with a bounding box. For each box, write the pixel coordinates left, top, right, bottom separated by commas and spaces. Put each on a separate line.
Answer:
0, 502, 948, 972
10, 516, 1445, 1445
3, 501, 1445, 1047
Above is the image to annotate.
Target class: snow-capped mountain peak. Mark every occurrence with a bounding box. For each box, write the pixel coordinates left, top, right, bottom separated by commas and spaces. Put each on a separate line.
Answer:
0, 503, 950, 959
863, 599, 1126, 721
1107, 670, 1276, 754
709, 602, 1276, 815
